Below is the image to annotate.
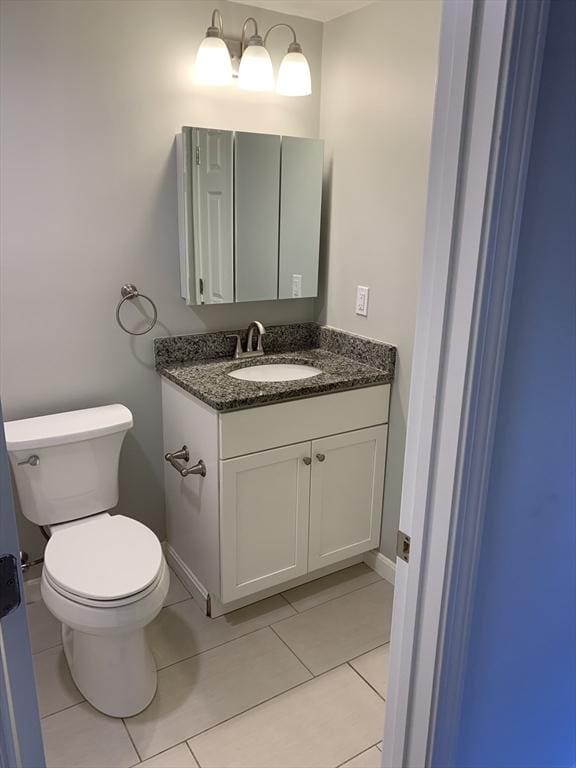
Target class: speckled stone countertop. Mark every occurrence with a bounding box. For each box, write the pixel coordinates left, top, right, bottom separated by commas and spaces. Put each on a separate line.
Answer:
155, 323, 396, 412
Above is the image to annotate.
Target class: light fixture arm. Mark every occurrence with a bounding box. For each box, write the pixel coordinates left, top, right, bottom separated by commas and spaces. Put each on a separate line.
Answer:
263, 23, 302, 53
206, 8, 225, 38
241, 17, 261, 52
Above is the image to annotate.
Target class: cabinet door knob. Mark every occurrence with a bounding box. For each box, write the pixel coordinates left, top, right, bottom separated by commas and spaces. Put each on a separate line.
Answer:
316, 453, 326, 462
302, 456, 312, 466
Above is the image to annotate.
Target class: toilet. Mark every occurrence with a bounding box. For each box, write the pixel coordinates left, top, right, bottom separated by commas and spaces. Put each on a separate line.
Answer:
4, 404, 169, 718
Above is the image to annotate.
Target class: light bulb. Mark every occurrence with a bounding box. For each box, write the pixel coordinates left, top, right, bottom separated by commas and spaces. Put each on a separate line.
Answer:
195, 36, 233, 86
277, 50, 312, 96
238, 39, 274, 92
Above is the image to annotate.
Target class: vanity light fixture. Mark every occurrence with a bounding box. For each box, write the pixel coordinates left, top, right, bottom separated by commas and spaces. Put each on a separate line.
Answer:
238, 18, 274, 92
195, 9, 233, 86
266, 24, 312, 97
195, 9, 312, 96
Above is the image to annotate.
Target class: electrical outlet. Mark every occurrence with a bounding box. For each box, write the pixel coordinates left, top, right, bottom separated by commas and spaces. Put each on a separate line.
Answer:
355, 286, 370, 316
292, 274, 302, 298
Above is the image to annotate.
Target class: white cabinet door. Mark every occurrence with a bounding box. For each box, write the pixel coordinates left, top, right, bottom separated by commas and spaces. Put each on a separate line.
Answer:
220, 442, 311, 602
308, 425, 387, 571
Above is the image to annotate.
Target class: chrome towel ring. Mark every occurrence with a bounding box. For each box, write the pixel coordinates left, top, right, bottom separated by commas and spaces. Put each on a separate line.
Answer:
115, 284, 158, 336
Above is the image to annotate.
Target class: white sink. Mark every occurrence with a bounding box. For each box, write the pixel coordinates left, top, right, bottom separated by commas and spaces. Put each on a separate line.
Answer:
228, 363, 322, 383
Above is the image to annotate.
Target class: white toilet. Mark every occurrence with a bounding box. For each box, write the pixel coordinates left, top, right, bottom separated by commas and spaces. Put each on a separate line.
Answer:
5, 404, 169, 718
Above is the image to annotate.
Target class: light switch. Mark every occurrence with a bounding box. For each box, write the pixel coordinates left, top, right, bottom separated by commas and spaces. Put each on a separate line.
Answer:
292, 274, 302, 298
355, 286, 370, 316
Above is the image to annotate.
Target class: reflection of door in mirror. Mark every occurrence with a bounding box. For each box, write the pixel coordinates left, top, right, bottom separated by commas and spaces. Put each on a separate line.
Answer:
177, 127, 234, 305
279, 137, 324, 299
235, 133, 281, 303
193, 128, 234, 304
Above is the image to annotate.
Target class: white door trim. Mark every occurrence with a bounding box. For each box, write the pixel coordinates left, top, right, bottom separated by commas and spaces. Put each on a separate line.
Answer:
381, 0, 549, 764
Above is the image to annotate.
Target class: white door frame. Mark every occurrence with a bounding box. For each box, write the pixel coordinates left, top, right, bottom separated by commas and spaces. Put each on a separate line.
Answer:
382, 1, 549, 765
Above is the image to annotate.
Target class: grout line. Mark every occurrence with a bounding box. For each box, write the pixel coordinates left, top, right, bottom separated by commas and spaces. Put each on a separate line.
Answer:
335, 741, 383, 768
40, 699, 85, 721
274, 574, 385, 622
181, 675, 316, 753
31, 640, 62, 657
186, 741, 201, 767
122, 717, 143, 763
163, 595, 193, 609
347, 640, 390, 667
153, 621, 297, 675
346, 661, 387, 703
185, 664, 380, 760
268, 624, 315, 677
127, 740, 195, 768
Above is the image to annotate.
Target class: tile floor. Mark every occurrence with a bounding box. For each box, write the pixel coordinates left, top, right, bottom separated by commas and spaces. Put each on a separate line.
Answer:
27, 563, 393, 768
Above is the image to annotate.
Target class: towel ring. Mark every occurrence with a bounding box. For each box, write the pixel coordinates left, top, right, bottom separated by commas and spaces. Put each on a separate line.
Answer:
115, 284, 158, 336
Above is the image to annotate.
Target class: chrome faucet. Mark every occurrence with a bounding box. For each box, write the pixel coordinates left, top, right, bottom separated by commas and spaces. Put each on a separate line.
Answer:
227, 321, 267, 360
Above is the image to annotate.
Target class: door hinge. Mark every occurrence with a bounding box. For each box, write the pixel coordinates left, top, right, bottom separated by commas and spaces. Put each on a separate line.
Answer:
199, 277, 204, 302
195, 146, 200, 165
396, 530, 411, 563
0, 554, 21, 620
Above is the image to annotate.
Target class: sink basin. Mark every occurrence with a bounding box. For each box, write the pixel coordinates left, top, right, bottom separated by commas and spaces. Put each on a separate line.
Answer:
228, 363, 322, 383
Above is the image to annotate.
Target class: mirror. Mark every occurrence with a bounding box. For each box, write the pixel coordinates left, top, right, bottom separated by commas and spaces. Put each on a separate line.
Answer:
176, 127, 323, 305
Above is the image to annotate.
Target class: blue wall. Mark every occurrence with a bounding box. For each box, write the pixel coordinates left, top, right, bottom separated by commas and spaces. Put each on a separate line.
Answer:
453, 1, 576, 765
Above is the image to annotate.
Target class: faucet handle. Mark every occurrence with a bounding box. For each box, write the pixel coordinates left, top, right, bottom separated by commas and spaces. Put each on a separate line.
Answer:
226, 334, 242, 360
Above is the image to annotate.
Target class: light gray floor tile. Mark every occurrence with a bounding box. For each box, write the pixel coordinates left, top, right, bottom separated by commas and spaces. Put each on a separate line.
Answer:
340, 745, 382, 768
147, 594, 296, 669
125, 627, 311, 760
25, 577, 42, 604
27, 600, 62, 654
189, 665, 385, 768
164, 569, 191, 607
350, 644, 390, 699
42, 702, 138, 768
282, 564, 382, 613
273, 580, 394, 675
33, 645, 83, 717
134, 743, 198, 768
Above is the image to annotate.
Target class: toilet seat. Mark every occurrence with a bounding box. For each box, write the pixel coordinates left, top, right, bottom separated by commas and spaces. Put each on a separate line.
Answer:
44, 513, 163, 604
43, 562, 165, 608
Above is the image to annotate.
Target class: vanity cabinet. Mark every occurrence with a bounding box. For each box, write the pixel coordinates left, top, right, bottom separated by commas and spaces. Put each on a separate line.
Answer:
221, 426, 387, 601
162, 380, 390, 610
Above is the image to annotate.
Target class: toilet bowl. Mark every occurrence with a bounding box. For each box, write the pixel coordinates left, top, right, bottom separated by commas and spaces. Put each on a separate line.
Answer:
5, 404, 168, 717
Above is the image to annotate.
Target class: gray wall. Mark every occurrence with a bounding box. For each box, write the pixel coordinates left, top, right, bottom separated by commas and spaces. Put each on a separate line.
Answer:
318, 1, 441, 559
0, 0, 323, 559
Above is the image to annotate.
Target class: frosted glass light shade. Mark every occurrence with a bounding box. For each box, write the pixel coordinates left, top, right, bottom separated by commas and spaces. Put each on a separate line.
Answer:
277, 51, 312, 96
238, 44, 274, 91
195, 37, 233, 86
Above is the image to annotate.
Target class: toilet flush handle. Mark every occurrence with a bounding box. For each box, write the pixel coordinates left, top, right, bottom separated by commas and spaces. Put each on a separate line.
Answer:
164, 446, 207, 478
17, 455, 40, 467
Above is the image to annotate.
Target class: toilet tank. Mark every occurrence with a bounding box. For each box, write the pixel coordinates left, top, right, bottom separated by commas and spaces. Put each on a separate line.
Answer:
4, 404, 133, 526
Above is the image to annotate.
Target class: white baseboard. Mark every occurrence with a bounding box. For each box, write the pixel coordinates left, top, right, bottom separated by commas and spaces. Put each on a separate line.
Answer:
164, 543, 210, 612
363, 551, 396, 586
164, 541, 366, 617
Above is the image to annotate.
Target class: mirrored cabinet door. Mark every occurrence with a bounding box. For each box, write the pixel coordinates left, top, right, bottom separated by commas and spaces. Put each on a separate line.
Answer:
235, 132, 281, 303
192, 128, 234, 304
279, 137, 324, 299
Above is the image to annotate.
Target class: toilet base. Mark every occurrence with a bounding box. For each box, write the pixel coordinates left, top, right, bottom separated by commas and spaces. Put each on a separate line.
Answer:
62, 624, 157, 717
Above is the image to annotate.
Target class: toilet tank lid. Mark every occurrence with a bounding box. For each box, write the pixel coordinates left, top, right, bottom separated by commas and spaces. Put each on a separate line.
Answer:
4, 404, 133, 451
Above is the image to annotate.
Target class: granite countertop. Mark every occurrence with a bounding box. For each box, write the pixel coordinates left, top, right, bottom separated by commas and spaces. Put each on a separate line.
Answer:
155, 323, 396, 412
159, 349, 391, 412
